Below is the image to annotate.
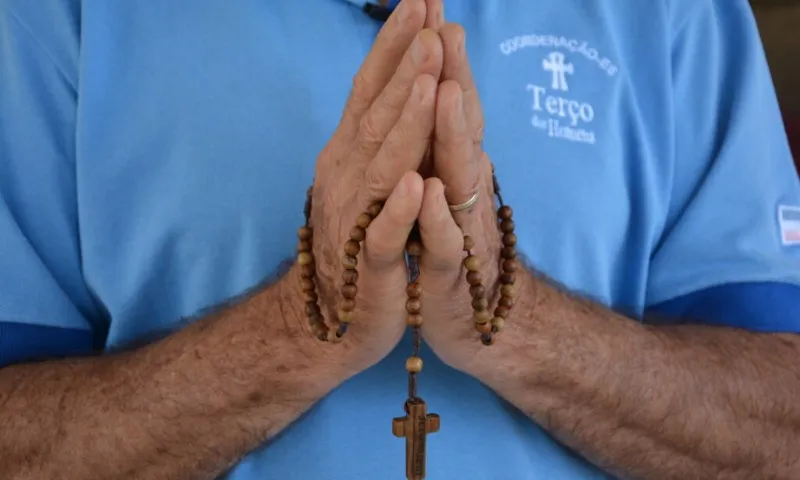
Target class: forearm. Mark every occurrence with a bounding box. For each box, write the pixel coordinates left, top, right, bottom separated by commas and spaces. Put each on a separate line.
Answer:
472, 273, 800, 480
0, 266, 345, 480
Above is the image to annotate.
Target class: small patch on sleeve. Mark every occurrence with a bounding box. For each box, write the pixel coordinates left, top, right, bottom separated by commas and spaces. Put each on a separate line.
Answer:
779, 205, 800, 246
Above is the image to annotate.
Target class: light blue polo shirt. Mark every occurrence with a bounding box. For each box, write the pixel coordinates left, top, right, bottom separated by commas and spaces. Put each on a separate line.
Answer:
2, 0, 800, 478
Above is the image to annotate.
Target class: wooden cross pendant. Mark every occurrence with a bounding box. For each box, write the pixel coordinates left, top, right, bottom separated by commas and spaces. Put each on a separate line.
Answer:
392, 398, 440, 480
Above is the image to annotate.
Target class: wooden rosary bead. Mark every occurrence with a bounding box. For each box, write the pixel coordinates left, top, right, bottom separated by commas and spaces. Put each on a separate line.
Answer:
342, 254, 358, 269
466, 271, 483, 286
499, 296, 514, 308
308, 313, 323, 326
406, 282, 421, 299
502, 259, 518, 273
344, 239, 360, 256
297, 227, 313, 241
475, 322, 492, 334
500, 219, 515, 233
502, 233, 518, 247
463, 255, 480, 272
305, 301, 320, 316
494, 306, 509, 319
297, 252, 313, 266
463, 235, 475, 252
338, 309, 354, 323
340, 298, 356, 313
297, 240, 312, 253
500, 273, 516, 285
341, 283, 358, 299
306, 290, 318, 303
342, 269, 358, 284
501, 246, 516, 259
327, 329, 344, 344
481, 333, 495, 346
300, 264, 315, 279
406, 241, 423, 256
474, 309, 491, 324
300, 278, 315, 292
471, 297, 488, 311
406, 356, 423, 373
406, 298, 422, 315
349, 225, 366, 242
497, 206, 513, 220
501, 284, 516, 298
356, 212, 373, 229
367, 202, 383, 217
407, 315, 424, 327
491, 317, 505, 332
470, 284, 485, 298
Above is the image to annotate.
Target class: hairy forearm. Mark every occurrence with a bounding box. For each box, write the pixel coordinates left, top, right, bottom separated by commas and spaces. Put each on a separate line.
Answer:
0, 266, 346, 480
472, 272, 800, 480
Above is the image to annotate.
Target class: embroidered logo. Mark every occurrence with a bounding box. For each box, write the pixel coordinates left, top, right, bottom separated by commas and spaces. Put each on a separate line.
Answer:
500, 34, 617, 146
779, 205, 800, 246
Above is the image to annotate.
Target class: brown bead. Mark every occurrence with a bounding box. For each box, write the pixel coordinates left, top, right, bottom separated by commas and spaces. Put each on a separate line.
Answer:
501, 284, 516, 297
342, 255, 358, 269
502, 233, 518, 247
494, 306, 509, 318
297, 240, 312, 253
349, 226, 366, 242
406, 356, 423, 373
499, 296, 514, 308
500, 219, 515, 234
298, 227, 313, 241
300, 278, 315, 292
497, 206, 513, 220
463, 235, 475, 252
466, 271, 483, 286
406, 240, 423, 256
500, 273, 516, 285
344, 239, 361, 256
297, 252, 313, 266
340, 299, 356, 313
471, 297, 488, 311
305, 301, 320, 316
491, 317, 506, 332
338, 310, 354, 323
407, 314, 423, 327
356, 213, 373, 229
502, 259, 518, 273
306, 290, 318, 303
481, 333, 495, 346
341, 284, 358, 299
475, 321, 492, 334
327, 329, 344, 344
406, 298, 422, 314
501, 246, 517, 259
470, 284, 486, 298
311, 322, 327, 336
406, 282, 421, 299
342, 269, 359, 284
463, 255, 480, 272
367, 202, 383, 217
300, 264, 315, 279
474, 309, 492, 324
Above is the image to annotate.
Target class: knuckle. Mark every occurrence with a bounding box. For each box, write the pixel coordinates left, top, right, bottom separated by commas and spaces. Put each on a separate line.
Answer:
350, 72, 374, 107
397, 0, 426, 28
357, 112, 385, 146
363, 166, 390, 200
440, 23, 465, 47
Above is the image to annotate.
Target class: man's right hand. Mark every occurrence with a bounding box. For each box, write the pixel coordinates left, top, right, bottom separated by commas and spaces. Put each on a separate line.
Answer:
288, 0, 445, 376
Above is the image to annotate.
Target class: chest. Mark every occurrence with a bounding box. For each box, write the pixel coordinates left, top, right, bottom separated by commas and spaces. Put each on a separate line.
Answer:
75, 0, 675, 341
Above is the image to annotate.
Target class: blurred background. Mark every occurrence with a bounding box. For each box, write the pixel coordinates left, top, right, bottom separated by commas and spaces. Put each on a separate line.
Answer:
752, 0, 800, 169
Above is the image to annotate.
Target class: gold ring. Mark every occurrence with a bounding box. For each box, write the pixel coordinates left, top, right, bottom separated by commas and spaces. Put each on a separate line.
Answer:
448, 191, 480, 212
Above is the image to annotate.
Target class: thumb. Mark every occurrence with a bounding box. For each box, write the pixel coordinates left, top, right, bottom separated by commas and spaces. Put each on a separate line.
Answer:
417, 177, 464, 273
363, 171, 425, 269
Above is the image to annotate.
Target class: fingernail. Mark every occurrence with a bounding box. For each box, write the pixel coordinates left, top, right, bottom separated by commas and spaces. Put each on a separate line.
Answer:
397, 177, 409, 198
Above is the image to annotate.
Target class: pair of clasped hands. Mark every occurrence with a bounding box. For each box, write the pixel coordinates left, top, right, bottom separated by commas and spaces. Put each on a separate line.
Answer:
301, 0, 510, 376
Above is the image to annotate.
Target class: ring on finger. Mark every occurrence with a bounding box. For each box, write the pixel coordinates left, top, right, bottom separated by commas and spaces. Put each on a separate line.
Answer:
448, 190, 480, 212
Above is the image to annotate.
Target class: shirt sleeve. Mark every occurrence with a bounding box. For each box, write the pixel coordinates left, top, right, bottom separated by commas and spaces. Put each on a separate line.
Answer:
0, 6, 100, 366
645, 0, 800, 328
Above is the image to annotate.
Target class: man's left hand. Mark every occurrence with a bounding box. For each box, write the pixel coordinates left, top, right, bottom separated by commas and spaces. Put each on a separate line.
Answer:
417, 23, 530, 373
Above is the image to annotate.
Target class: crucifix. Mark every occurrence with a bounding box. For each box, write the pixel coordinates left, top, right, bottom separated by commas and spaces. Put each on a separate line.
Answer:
392, 398, 440, 480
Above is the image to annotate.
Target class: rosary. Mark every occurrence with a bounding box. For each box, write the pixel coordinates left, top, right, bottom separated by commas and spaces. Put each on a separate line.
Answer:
296, 167, 518, 480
